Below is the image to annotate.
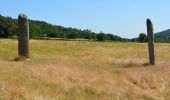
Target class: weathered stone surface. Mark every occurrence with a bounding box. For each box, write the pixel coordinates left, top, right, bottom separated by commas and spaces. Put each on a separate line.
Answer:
146, 19, 155, 65
18, 14, 29, 60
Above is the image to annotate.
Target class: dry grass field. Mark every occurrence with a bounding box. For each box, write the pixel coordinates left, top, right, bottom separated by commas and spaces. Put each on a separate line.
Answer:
0, 39, 170, 100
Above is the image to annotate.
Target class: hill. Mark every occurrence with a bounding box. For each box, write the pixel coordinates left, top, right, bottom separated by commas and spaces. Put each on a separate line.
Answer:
0, 14, 123, 41
131, 29, 170, 43
155, 29, 170, 42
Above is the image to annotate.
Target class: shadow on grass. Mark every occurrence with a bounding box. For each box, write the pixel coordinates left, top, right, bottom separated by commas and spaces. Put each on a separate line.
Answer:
143, 62, 155, 67
7, 57, 19, 62
9, 57, 30, 62
143, 63, 150, 66
121, 62, 154, 68
122, 62, 139, 68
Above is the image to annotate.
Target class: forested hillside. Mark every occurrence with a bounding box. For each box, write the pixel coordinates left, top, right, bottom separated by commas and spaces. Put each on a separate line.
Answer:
155, 29, 170, 42
0, 14, 123, 41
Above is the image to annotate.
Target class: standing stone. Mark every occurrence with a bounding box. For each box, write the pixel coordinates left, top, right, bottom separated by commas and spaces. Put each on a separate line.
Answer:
146, 19, 155, 65
18, 14, 30, 60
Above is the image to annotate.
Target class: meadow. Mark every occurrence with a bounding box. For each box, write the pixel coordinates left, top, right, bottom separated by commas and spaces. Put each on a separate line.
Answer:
0, 39, 170, 100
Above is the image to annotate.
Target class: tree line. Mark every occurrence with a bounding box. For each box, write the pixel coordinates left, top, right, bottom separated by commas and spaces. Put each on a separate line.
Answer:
0, 14, 169, 42
0, 15, 125, 41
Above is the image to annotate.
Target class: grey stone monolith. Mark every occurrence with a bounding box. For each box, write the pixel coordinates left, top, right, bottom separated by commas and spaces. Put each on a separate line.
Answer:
18, 14, 30, 60
146, 19, 155, 65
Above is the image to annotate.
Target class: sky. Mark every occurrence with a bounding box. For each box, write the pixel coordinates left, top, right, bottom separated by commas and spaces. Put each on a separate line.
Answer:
0, 0, 170, 38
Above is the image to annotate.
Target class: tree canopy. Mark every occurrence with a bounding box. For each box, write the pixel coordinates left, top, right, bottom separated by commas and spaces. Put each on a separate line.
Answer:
0, 14, 123, 41
139, 33, 147, 42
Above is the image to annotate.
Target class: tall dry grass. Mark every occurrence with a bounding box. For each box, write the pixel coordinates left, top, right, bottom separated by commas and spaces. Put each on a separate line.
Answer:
0, 39, 170, 100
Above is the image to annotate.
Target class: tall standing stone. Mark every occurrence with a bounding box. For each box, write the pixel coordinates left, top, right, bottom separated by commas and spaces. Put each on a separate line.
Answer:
146, 19, 155, 65
18, 14, 30, 60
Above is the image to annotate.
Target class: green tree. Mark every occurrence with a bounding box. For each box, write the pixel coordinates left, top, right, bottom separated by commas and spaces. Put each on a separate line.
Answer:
67, 32, 77, 39
139, 33, 147, 42
96, 32, 106, 41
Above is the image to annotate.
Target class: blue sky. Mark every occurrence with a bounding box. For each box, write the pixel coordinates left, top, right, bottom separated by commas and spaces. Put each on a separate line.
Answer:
0, 0, 170, 38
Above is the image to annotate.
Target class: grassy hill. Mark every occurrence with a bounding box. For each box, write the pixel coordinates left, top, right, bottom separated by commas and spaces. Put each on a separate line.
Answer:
155, 29, 170, 42
0, 39, 170, 99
